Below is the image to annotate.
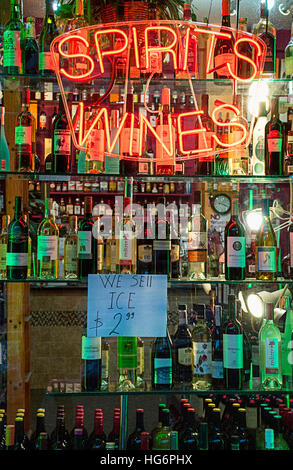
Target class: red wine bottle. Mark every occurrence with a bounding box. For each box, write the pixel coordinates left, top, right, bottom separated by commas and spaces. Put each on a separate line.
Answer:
7, 196, 28, 280
265, 97, 284, 175
223, 294, 244, 390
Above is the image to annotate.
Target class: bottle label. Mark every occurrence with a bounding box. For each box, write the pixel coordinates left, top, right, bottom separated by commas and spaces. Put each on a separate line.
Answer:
101, 349, 109, 379
54, 129, 71, 155
82, 336, 101, 360
64, 244, 78, 272
257, 246, 276, 272
0, 244, 7, 270
193, 341, 212, 375
78, 231, 92, 258
212, 360, 224, 379
178, 347, 193, 366
227, 236, 246, 268
171, 244, 180, 262
39, 51, 56, 72
265, 337, 279, 374
120, 128, 140, 155
286, 56, 293, 76
15, 126, 32, 152
87, 129, 105, 162
154, 358, 172, 384
138, 244, 152, 263
188, 231, 207, 250
37, 235, 58, 261
3, 30, 21, 68
6, 252, 28, 267
268, 135, 282, 153
119, 231, 133, 264
254, 135, 265, 161
137, 346, 144, 375
156, 124, 176, 167
188, 250, 207, 262
138, 162, 149, 174
153, 240, 171, 251
214, 52, 235, 77
287, 165, 293, 174
223, 334, 243, 369
39, 113, 47, 129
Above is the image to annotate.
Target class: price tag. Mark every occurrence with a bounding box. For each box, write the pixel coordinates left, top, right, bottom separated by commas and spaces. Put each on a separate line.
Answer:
87, 274, 167, 337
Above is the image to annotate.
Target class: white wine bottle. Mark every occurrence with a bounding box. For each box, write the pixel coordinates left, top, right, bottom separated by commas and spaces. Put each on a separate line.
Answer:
255, 199, 277, 281
37, 198, 59, 279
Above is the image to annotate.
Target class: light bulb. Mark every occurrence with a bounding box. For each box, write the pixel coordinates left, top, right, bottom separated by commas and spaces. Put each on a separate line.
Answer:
247, 294, 264, 318
246, 210, 263, 232
248, 81, 269, 117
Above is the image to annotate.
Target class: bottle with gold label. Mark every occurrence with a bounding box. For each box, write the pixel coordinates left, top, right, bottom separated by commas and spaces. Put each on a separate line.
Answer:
64, 215, 78, 279
0, 215, 10, 279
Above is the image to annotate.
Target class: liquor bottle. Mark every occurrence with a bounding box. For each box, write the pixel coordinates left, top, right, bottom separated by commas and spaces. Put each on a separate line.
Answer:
117, 337, 137, 391
81, 335, 101, 391
127, 409, 145, 450
37, 198, 59, 279
259, 302, 282, 390
67, 0, 89, 76
187, 200, 208, 280
224, 198, 246, 280
87, 412, 106, 450
179, 408, 199, 451
53, 94, 71, 173
255, 199, 277, 281
194, 94, 214, 175
223, 294, 244, 389
192, 304, 212, 390
156, 88, 175, 174
39, 0, 58, 76
3, 0, 25, 74
151, 329, 173, 390
0, 215, 10, 279
116, 179, 136, 274
137, 208, 153, 274
211, 305, 224, 389
64, 215, 78, 279
120, 93, 139, 176
253, 0, 276, 77
136, 337, 145, 391
15, 88, 36, 172
152, 409, 171, 450
285, 14, 293, 78
0, 97, 10, 171
78, 197, 97, 279
252, 101, 268, 175
237, 18, 253, 80
85, 100, 105, 174
213, 0, 234, 79
265, 97, 284, 175
284, 131, 293, 175
7, 196, 28, 280
208, 408, 225, 450
173, 304, 193, 388
153, 198, 171, 276
24, 17, 39, 74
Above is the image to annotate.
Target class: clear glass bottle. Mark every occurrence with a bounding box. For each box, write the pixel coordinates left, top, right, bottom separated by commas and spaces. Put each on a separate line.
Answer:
101, 340, 110, 391
285, 14, 293, 78
0, 215, 10, 279
187, 201, 207, 280
255, 198, 277, 281
37, 198, 59, 280
15, 88, 36, 172
192, 305, 212, 390
259, 302, 282, 390
64, 215, 78, 279
117, 337, 137, 391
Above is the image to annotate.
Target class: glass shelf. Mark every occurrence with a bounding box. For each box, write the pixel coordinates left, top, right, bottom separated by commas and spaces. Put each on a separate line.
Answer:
1, 171, 292, 183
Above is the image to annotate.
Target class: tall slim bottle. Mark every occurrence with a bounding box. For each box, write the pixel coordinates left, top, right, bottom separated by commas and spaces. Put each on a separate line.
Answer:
120, 93, 139, 176
151, 329, 173, 390
24, 16, 39, 74
156, 88, 175, 174
187, 201, 208, 280
64, 215, 78, 279
78, 196, 97, 279
0, 97, 10, 171
127, 409, 145, 450
39, 0, 58, 76
0, 215, 10, 279
192, 305, 212, 390
259, 302, 282, 390
224, 198, 246, 280
81, 335, 101, 391
153, 198, 171, 276
252, 101, 268, 176
265, 97, 284, 176
253, 0, 276, 77
285, 14, 293, 78
3, 0, 25, 75
117, 337, 137, 391
7, 196, 28, 280
15, 88, 36, 172
173, 304, 193, 389
223, 294, 244, 390
53, 94, 71, 173
211, 305, 224, 389
37, 198, 59, 280
213, 0, 234, 79
255, 199, 277, 281
116, 179, 136, 274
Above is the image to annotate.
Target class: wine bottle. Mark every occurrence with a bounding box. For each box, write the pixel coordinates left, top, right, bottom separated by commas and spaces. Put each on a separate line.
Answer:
252, 101, 268, 176
64, 215, 78, 279
53, 94, 71, 173
126, 409, 145, 450
39, 0, 58, 76
15, 88, 36, 172
179, 408, 199, 451
70, 406, 88, 449
137, 207, 153, 274
272, 414, 290, 450
156, 88, 175, 175
170, 208, 180, 279
194, 94, 214, 175
14, 417, 29, 450
285, 14, 293, 78
37, 198, 59, 280
208, 408, 225, 450
173, 304, 193, 388
199, 422, 209, 450
24, 16, 39, 74
259, 302, 282, 390
101, 340, 110, 391
253, 0, 276, 77
87, 411, 106, 450
265, 97, 284, 175
116, 179, 136, 274
211, 305, 224, 389
213, 0, 234, 79
50, 407, 70, 450
237, 18, 253, 80
223, 294, 244, 389
7, 196, 28, 280
151, 404, 167, 441
85, 98, 105, 174
78, 196, 97, 279
117, 336, 137, 391
151, 329, 173, 390
152, 409, 171, 451
120, 93, 139, 176
81, 335, 101, 391
192, 304, 212, 390
224, 198, 246, 280
153, 198, 171, 276
255, 198, 277, 281
187, 199, 208, 280
108, 411, 120, 449
229, 407, 250, 450
0, 215, 10, 279
0, 97, 10, 172
3, 0, 25, 75
284, 131, 293, 175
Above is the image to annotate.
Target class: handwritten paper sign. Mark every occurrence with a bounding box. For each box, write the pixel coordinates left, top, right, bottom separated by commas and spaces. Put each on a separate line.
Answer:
87, 274, 167, 337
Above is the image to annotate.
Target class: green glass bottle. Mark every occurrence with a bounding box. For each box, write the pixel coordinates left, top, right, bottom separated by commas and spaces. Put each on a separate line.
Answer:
24, 17, 39, 74
37, 198, 59, 280
151, 404, 167, 441
259, 302, 282, 390
3, 0, 25, 75
7, 196, 28, 280
117, 337, 137, 391
224, 198, 246, 281
152, 409, 171, 450
39, 0, 58, 76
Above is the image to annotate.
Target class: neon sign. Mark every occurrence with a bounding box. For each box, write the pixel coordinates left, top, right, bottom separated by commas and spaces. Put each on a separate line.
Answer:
50, 20, 266, 169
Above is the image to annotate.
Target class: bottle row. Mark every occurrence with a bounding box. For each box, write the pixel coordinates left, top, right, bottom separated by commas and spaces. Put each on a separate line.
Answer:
2, 394, 293, 451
